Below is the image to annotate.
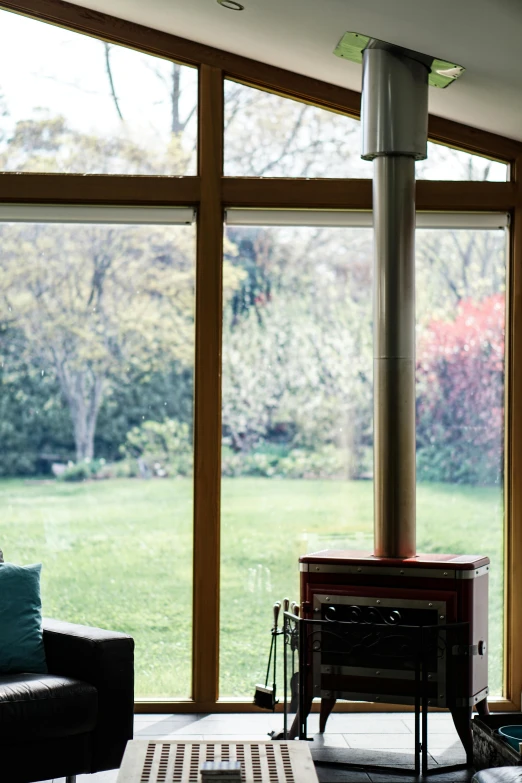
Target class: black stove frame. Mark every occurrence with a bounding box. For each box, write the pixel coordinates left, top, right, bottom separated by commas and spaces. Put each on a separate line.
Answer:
282, 610, 473, 777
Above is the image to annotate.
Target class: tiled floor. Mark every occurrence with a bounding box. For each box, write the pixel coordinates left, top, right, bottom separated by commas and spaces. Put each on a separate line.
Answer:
44, 711, 474, 783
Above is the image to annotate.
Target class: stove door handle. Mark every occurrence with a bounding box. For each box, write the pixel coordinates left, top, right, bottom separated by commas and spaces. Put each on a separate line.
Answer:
451, 642, 487, 656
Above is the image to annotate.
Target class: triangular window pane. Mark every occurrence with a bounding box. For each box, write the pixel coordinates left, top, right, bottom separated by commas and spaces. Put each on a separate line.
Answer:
225, 80, 508, 182
0, 9, 198, 174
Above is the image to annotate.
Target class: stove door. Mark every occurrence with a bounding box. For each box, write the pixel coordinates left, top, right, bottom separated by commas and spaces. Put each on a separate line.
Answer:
310, 590, 458, 707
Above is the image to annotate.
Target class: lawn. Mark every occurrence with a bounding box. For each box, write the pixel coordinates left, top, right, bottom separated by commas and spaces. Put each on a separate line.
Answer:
0, 477, 504, 699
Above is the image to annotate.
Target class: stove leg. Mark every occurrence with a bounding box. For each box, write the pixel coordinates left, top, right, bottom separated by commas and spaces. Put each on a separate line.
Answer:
476, 696, 489, 716
450, 705, 473, 765
319, 697, 336, 733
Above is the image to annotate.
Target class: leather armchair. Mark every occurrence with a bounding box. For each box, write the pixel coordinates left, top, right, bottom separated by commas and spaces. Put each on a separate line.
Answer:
0, 618, 134, 783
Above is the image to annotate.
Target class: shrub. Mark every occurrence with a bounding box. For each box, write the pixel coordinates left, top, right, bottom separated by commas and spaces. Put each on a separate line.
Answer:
95, 458, 140, 479
59, 458, 105, 482
221, 444, 347, 479
416, 294, 504, 486
121, 418, 192, 477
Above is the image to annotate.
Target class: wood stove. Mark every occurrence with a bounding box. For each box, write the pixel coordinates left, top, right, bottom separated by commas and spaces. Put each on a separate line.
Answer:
300, 550, 489, 721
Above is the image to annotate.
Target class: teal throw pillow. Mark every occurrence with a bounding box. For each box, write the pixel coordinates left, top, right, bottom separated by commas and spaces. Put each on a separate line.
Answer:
0, 562, 47, 674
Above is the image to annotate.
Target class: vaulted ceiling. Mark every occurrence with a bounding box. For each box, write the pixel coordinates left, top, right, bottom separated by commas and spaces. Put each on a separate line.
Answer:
67, 0, 522, 142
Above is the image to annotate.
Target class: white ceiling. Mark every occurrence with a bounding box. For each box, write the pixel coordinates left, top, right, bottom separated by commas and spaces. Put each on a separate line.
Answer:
68, 0, 522, 142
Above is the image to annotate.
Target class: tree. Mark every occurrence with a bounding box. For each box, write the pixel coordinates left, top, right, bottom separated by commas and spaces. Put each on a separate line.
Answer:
222, 225, 373, 476
416, 294, 505, 485
0, 218, 195, 461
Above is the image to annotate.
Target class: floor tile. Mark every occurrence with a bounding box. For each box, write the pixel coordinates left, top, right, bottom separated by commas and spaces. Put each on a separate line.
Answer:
134, 717, 204, 734
344, 734, 421, 750
326, 716, 412, 734
78, 773, 119, 782
430, 749, 468, 765
310, 733, 350, 748
315, 767, 371, 782
311, 746, 417, 767
369, 771, 473, 783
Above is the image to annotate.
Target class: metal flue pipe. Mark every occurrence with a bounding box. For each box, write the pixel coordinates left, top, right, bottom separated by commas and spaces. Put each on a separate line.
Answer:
361, 42, 430, 558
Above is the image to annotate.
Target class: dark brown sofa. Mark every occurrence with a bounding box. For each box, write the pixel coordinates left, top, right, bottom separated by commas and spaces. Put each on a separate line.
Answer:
0, 618, 134, 783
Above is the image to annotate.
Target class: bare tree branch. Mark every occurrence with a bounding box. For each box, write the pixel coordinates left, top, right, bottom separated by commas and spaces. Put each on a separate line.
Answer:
103, 42, 123, 121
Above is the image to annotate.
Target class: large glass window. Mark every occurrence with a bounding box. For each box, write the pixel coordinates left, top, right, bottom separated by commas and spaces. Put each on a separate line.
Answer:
0, 10, 198, 174
224, 81, 508, 181
219, 216, 506, 698
0, 211, 195, 698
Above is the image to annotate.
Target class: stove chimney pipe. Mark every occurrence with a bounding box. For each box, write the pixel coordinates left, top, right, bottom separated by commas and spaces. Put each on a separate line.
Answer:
361, 42, 430, 558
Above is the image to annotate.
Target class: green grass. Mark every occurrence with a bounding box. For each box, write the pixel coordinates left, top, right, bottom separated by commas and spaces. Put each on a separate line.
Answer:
0, 478, 503, 699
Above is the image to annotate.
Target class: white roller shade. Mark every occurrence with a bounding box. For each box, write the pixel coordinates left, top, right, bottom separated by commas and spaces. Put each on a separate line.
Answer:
225, 209, 509, 230
0, 206, 196, 224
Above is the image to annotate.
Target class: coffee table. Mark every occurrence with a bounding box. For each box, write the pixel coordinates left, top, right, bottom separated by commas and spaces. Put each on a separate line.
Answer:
117, 739, 319, 782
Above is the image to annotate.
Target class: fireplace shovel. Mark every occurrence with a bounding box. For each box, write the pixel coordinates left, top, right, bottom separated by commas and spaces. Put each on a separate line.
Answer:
253, 602, 281, 711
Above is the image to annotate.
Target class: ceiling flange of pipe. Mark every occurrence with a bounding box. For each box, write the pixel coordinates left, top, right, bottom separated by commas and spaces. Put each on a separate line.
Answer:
334, 32, 465, 90
362, 40, 430, 161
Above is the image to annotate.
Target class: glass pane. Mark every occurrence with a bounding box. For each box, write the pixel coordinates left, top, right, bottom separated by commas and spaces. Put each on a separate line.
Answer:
0, 219, 195, 698
224, 80, 371, 178
220, 220, 506, 698
220, 224, 374, 696
224, 80, 508, 181
0, 10, 197, 174
416, 227, 506, 696
418, 143, 508, 181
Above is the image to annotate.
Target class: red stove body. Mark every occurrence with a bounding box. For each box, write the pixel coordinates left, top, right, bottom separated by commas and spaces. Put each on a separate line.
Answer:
300, 549, 489, 711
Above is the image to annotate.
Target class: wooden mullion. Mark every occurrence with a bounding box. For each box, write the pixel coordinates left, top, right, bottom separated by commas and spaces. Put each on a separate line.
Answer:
223, 178, 519, 212
504, 156, 522, 709
0, 173, 200, 205
192, 64, 223, 706
2, 0, 522, 163
133, 697, 518, 714
0, 173, 516, 212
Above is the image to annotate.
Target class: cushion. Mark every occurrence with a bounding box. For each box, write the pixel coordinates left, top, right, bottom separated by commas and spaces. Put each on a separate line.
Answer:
472, 769, 522, 783
0, 672, 98, 741
0, 562, 47, 674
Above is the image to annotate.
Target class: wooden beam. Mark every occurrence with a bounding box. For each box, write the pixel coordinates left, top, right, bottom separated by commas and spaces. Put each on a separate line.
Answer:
223, 178, 519, 212
192, 64, 223, 706
0, 172, 516, 213
2, 0, 522, 164
223, 178, 372, 210
427, 115, 522, 165
417, 180, 521, 212
0, 173, 200, 205
504, 154, 522, 710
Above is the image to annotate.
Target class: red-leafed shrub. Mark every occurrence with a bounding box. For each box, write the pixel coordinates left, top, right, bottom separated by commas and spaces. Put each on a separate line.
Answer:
416, 294, 505, 485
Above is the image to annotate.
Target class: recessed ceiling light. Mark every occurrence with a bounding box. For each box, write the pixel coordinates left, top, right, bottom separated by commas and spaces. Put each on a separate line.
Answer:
217, 0, 245, 9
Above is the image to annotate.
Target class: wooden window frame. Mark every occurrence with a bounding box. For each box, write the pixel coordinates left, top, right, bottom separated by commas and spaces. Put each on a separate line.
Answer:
1, 0, 521, 715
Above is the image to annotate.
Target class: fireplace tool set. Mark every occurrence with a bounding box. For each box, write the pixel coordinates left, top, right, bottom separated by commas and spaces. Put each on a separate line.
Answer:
254, 599, 300, 713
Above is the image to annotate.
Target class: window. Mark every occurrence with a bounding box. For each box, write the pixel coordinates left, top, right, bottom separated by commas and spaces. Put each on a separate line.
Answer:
418, 144, 508, 181
416, 225, 507, 695
0, 10, 198, 174
220, 214, 506, 697
224, 80, 370, 178
0, 209, 196, 698
224, 81, 508, 182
